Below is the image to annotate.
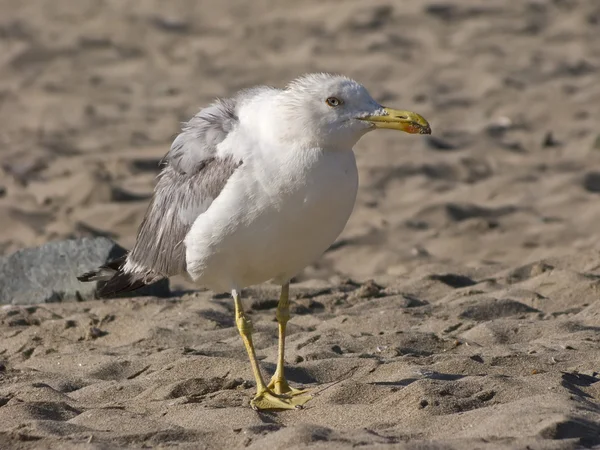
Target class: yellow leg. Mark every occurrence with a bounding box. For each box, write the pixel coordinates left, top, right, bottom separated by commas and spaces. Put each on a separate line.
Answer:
232, 289, 309, 410
267, 284, 310, 397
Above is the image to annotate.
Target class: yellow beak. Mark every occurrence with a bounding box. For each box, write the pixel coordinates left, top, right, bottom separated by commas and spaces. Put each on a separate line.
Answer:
359, 107, 431, 135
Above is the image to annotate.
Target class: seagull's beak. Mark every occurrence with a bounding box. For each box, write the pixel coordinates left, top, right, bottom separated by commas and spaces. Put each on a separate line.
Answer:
359, 107, 431, 135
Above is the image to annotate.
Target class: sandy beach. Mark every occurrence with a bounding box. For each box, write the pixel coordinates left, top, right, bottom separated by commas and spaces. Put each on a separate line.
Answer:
1, 0, 600, 448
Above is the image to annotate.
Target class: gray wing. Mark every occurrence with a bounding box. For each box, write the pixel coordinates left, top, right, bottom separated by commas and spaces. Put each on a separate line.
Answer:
80, 98, 243, 295
166, 97, 238, 174
128, 98, 241, 280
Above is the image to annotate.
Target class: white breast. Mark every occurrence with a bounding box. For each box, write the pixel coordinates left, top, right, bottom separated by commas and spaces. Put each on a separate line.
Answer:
184, 148, 358, 293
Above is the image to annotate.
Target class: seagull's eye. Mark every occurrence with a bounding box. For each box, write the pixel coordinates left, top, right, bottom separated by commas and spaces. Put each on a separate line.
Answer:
326, 97, 342, 107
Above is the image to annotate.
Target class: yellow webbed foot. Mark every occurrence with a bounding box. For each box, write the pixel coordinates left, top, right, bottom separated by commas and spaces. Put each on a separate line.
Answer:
250, 388, 311, 410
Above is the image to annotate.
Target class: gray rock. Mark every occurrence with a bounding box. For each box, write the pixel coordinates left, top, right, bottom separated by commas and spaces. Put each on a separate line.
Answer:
0, 237, 170, 304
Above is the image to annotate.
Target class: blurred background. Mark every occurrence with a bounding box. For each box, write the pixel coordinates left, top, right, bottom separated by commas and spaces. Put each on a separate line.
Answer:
1, 0, 599, 285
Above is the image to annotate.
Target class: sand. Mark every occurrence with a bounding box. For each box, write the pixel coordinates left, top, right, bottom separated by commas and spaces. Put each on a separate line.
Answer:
1, 0, 600, 448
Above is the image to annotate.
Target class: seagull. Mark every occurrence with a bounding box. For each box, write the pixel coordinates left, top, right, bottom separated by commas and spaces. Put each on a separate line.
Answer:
78, 73, 431, 410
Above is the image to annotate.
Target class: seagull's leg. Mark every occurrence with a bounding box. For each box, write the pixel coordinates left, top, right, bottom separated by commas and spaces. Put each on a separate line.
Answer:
268, 283, 309, 396
232, 289, 310, 410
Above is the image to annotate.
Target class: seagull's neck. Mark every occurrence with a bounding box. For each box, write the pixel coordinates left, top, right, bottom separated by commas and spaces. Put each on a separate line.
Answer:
266, 123, 361, 153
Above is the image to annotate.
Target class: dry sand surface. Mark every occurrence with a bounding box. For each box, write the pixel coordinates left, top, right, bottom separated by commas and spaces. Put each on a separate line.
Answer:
1, 0, 600, 448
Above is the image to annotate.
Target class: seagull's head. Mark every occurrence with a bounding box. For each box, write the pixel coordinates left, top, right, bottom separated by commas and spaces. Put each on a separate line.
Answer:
280, 73, 431, 149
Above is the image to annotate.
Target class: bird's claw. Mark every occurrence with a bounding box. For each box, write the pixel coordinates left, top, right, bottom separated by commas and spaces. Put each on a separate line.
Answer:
250, 388, 311, 411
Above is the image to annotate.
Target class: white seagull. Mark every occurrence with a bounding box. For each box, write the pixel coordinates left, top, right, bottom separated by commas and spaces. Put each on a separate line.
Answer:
79, 73, 431, 410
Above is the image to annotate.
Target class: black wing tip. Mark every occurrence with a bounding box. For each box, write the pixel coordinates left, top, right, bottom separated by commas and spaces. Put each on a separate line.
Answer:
77, 272, 97, 282
97, 272, 147, 297
77, 256, 150, 298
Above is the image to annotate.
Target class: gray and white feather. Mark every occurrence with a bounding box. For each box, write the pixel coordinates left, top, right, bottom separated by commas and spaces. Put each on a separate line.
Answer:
79, 97, 244, 294
125, 99, 242, 282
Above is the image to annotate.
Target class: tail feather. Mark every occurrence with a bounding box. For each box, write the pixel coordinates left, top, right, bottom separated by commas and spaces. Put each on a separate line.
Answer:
78, 255, 150, 297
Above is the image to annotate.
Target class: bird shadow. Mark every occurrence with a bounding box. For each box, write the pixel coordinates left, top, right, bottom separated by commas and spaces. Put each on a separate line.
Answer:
261, 362, 318, 385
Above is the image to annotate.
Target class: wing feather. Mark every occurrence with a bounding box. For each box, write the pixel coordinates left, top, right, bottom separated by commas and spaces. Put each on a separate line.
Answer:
79, 98, 242, 296
126, 156, 241, 281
